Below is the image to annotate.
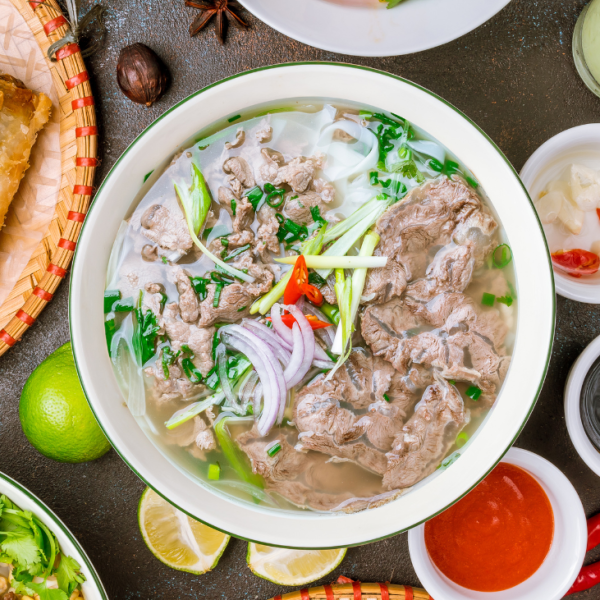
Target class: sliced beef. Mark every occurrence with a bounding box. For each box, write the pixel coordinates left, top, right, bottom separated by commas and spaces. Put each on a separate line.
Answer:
223, 156, 255, 196
174, 268, 199, 323
292, 349, 424, 469
283, 190, 331, 224
255, 124, 272, 143
383, 376, 468, 490
361, 293, 510, 396
167, 414, 216, 451
140, 204, 193, 255
406, 243, 475, 302
143, 351, 196, 403
197, 253, 273, 327
261, 153, 325, 193
363, 260, 408, 305
162, 302, 215, 376
225, 129, 245, 150
143, 282, 166, 318
256, 204, 280, 258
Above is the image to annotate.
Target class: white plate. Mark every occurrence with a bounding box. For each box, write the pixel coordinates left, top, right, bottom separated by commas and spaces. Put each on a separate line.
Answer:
408, 448, 587, 600
565, 334, 600, 476
70, 64, 555, 549
520, 124, 600, 304
238, 0, 512, 57
0, 471, 107, 600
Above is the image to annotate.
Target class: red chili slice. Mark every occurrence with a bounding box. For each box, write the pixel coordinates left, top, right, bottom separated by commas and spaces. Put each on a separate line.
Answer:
283, 255, 308, 305
267, 314, 332, 330
301, 283, 324, 306
551, 249, 600, 278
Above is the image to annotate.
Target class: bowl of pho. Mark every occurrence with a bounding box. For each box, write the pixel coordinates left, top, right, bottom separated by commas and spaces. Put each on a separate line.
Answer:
70, 63, 554, 549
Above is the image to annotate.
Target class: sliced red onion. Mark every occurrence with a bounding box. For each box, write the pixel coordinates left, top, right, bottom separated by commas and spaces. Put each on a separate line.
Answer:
271, 303, 294, 347
284, 304, 315, 391
221, 325, 287, 434
242, 319, 292, 362
283, 323, 305, 390
216, 343, 239, 410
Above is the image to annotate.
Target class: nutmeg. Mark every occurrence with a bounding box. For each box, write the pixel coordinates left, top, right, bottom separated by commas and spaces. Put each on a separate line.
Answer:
116, 43, 169, 107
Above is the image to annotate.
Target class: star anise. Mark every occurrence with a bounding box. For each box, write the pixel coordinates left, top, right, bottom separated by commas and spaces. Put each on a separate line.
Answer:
185, 0, 248, 44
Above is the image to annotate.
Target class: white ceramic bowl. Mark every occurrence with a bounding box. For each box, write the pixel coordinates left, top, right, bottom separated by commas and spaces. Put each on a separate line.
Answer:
238, 0, 511, 57
70, 63, 555, 548
520, 124, 600, 304
408, 448, 587, 600
565, 334, 600, 476
0, 471, 107, 600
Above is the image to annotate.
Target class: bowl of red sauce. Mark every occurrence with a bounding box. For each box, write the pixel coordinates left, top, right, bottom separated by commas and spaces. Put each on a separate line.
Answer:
408, 447, 587, 599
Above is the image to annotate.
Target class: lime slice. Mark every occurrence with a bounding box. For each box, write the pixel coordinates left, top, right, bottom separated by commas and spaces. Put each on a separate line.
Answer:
138, 488, 230, 574
247, 543, 346, 585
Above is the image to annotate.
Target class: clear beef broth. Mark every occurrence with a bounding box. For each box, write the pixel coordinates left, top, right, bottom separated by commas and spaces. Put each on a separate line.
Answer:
105, 100, 517, 513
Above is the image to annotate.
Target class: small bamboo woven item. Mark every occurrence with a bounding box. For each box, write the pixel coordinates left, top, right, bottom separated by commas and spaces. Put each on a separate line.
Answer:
268, 581, 432, 600
0, 0, 97, 356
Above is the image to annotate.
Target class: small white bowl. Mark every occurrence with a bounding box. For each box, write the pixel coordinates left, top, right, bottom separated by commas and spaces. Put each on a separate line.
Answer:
0, 471, 107, 600
408, 448, 587, 600
565, 334, 600, 476
520, 124, 600, 304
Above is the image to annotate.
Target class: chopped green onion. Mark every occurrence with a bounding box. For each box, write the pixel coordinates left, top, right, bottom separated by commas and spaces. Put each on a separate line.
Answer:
190, 276, 210, 301
104, 317, 116, 351
493, 244, 512, 268
481, 292, 495, 307
398, 145, 412, 160
205, 366, 220, 390
310, 205, 327, 227
266, 191, 285, 208
143, 170, 154, 182
237, 305, 247, 312
371, 112, 403, 127
214, 418, 264, 494
266, 442, 282, 457
497, 294, 513, 307
113, 297, 134, 312
246, 186, 264, 211
439, 451, 461, 470
208, 463, 221, 480
456, 432, 469, 448
466, 176, 479, 189
132, 291, 160, 366
444, 160, 461, 176
428, 158, 443, 172
213, 283, 224, 307
181, 344, 193, 356
276, 218, 309, 244
319, 301, 340, 326
328, 268, 353, 378
466, 385, 482, 400
159, 292, 168, 311
182, 358, 202, 384
308, 271, 327, 286
383, 393, 391, 403
224, 243, 251, 262
228, 114, 241, 122
161, 345, 181, 379
231, 198, 237, 216
448, 379, 456, 385
161, 256, 168, 264
370, 171, 379, 185
104, 289, 121, 313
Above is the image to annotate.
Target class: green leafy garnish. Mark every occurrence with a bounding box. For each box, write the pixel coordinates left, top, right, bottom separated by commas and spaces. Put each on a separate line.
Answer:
132, 291, 160, 366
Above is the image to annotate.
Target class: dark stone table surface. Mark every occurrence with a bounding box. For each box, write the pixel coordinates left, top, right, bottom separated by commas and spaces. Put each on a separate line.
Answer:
2, 0, 600, 597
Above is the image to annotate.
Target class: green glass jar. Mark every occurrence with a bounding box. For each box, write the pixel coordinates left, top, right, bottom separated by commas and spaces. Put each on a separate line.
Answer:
574, 0, 600, 98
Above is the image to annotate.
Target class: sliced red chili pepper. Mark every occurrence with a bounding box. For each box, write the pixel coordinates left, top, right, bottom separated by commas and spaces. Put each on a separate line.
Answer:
597, 208, 600, 223
283, 255, 308, 305
587, 512, 600, 552
267, 314, 332, 330
551, 249, 600, 278
301, 283, 324, 306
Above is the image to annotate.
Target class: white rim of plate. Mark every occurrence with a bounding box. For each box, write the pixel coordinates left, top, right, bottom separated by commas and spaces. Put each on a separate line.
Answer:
565, 334, 600, 476
70, 63, 555, 548
520, 123, 600, 304
408, 447, 587, 600
237, 0, 512, 57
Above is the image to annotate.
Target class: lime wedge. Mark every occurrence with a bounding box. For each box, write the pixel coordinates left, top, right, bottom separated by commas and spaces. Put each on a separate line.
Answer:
247, 543, 346, 585
138, 487, 229, 574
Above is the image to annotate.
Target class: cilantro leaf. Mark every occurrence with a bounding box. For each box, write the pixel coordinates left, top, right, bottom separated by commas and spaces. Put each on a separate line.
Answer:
385, 0, 406, 7
0, 531, 41, 567
28, 582, 69, 600
56, 553, 85, 593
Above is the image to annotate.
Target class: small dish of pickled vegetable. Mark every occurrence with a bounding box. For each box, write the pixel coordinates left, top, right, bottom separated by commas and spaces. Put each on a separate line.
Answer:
521, 124, 600, 303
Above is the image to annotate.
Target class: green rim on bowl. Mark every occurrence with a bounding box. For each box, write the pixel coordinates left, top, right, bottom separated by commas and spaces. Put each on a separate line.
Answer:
69, 62, 555, 549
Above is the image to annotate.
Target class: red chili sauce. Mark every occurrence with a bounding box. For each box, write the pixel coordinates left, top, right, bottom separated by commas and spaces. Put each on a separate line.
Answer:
424, 462, 554, 592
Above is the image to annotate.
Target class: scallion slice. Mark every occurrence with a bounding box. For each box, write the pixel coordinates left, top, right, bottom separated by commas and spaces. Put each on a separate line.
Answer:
466, 385, 482, 400
493, 244, 512, 268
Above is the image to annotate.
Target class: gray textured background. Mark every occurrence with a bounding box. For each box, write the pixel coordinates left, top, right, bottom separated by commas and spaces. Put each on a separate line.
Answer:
2, 0, 600, 597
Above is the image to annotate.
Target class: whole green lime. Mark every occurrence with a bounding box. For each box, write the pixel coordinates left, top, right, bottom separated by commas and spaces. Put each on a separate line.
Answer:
19, 342, 111, 463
